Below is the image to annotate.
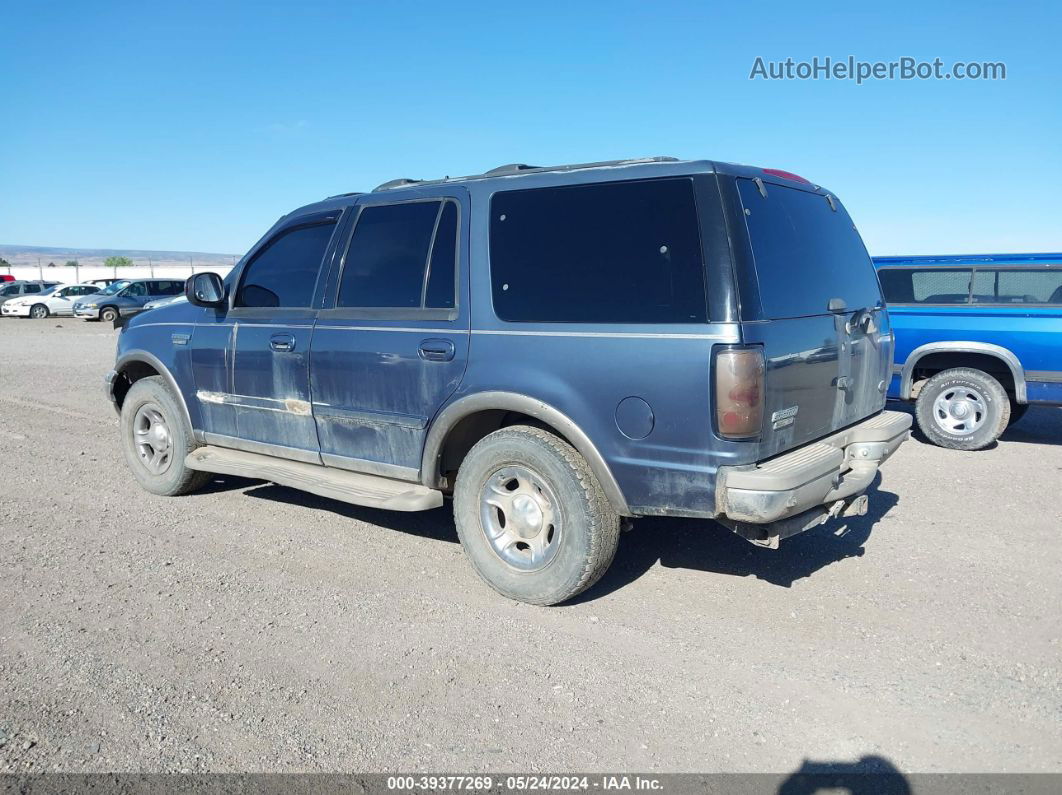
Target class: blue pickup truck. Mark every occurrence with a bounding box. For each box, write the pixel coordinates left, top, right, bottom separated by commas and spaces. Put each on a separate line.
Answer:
876, 253, 1062, 449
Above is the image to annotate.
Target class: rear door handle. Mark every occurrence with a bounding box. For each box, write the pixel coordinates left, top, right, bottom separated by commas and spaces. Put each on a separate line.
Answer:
418, 338, 455, 362
270, 333, 296, 352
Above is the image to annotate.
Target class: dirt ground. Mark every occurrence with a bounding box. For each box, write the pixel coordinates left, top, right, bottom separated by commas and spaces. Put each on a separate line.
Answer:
1, 320, 1059, 775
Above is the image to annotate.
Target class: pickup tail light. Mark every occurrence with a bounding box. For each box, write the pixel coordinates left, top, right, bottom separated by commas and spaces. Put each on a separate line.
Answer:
714, 346, 765, 440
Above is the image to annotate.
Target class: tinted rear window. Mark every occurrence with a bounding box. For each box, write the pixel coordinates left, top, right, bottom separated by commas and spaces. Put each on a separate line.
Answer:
738, 179, 881, 318
879, 269, 972, 304
489, 178, 707, 323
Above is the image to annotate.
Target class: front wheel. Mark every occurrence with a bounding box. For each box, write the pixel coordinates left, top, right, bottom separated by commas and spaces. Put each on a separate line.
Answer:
30, 303, 49, 319
100, 306, 118, 323
914, 368, 1010, 450
120, 376, 210, 496
453, 425, 621, 605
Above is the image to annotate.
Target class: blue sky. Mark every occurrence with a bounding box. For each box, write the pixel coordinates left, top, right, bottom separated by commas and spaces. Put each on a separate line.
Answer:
1, 0, 1059, 256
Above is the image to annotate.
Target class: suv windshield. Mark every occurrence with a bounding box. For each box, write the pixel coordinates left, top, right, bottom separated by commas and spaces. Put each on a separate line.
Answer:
99, 280, 132, 295
738, 179, 882, 319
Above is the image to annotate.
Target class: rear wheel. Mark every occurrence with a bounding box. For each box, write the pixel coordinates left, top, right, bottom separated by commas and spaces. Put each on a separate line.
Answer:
100, 306, 118, 323
120, 376, 210, 496
453, 425, 620, 605
30, 303, 49, 319
914, 368, 1010, 450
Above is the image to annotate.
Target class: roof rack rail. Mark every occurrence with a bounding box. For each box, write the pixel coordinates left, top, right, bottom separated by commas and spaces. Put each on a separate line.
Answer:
374, 178, 423, 192
325, 191, 362, 200
483, 163, 540, 176
370, 156, 684, 193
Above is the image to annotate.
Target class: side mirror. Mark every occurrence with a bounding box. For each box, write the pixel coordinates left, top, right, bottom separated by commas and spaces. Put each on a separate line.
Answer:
186, 272, 226, 308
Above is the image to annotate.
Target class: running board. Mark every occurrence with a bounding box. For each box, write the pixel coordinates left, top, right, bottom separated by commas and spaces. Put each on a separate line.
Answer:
185, 446, 443, 512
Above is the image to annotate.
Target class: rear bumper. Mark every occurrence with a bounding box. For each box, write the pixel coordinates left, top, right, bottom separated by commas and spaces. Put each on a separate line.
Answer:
715, 410, 911, 542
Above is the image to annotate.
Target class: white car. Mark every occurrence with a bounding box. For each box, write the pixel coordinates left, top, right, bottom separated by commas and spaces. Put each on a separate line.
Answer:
0, 283, 102, 318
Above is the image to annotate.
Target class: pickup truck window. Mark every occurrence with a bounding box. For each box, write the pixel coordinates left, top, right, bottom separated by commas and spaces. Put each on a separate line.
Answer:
879, 268, 972, 305
489, 178, 706, 324
337, 199, 457, 309
236, 220, 337, 308
971, 269, 1062, 304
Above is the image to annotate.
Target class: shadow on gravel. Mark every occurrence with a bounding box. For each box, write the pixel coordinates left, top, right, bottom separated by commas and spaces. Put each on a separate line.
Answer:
574, 474, 899, 602
999, 405, 1062, 447
778, 755, 910, 794
199, 472, 898, 601
241, 482, 460, 544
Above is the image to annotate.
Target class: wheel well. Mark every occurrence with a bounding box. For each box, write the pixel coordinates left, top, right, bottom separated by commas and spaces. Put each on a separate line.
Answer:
435, 410, 576, 490
112, 360, 160, 407
911, 352, 1016, 397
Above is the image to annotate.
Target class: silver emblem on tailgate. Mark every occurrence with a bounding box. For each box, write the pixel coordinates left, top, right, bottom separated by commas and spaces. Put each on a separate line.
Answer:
771, 405, 799, 429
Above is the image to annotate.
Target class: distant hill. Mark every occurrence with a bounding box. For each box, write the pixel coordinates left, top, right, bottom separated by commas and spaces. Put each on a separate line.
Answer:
0, 244, 238, 269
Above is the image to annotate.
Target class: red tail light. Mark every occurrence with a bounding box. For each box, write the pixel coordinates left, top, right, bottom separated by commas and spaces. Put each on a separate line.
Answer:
714, 347, 765, 439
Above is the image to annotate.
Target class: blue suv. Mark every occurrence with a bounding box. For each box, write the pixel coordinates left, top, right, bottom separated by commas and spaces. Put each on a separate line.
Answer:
105, 157, 910, 604
876, 253, 1062, 449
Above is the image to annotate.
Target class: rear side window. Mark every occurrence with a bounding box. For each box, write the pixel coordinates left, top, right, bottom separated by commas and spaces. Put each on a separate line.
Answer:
489, 179, 707, 323
974, 269, 1062, 304
337, 199, 459, 309
879, 269, 972, 304
738, 180, 881, 318
236, 220, 337, 308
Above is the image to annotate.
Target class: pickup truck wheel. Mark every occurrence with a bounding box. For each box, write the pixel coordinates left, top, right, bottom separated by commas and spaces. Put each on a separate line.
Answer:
915, 367, 1010, 450
100, 306, 118, 323
453, 424, 620, 606
30, 303, 49, 319
120, 375, 210, 496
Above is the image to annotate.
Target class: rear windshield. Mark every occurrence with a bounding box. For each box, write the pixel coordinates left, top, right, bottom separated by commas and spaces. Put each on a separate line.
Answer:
738, 179, 882, 319
489, 178, 707, 323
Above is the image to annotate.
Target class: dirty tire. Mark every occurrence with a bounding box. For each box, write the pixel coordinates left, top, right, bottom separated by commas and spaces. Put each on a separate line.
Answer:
915, 368, 1010, 450
100, 306, 118, 323
1009, 401, 1029, 425
453, 425, 620, 606
120, 375, 210, 496
30, 303, 49, 319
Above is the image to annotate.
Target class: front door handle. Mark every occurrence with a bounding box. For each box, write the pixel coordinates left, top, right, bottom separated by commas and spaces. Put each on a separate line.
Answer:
418, 338, 455, 362
270, 333, 296, 352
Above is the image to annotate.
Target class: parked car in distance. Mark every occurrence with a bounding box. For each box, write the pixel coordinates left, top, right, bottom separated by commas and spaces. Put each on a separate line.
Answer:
876, 253, 1062, 449
0, 274, 14, 283
73, 278, 184, 322
1, 283, 102, 318
88, 278, 122, 288
106, 156, 910, 605
0, 280, 62, 309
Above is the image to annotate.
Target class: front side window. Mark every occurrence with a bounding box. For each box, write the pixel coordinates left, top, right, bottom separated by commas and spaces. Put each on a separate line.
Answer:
490, 179, 707, 323
879, 269, 972, 304
0, 284, 18, 296
236, 220, 338, 308
337, 199, 458, 309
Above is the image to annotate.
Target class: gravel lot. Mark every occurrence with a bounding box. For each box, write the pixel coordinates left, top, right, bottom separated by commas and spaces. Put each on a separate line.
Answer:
1, 320, 1060, 775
